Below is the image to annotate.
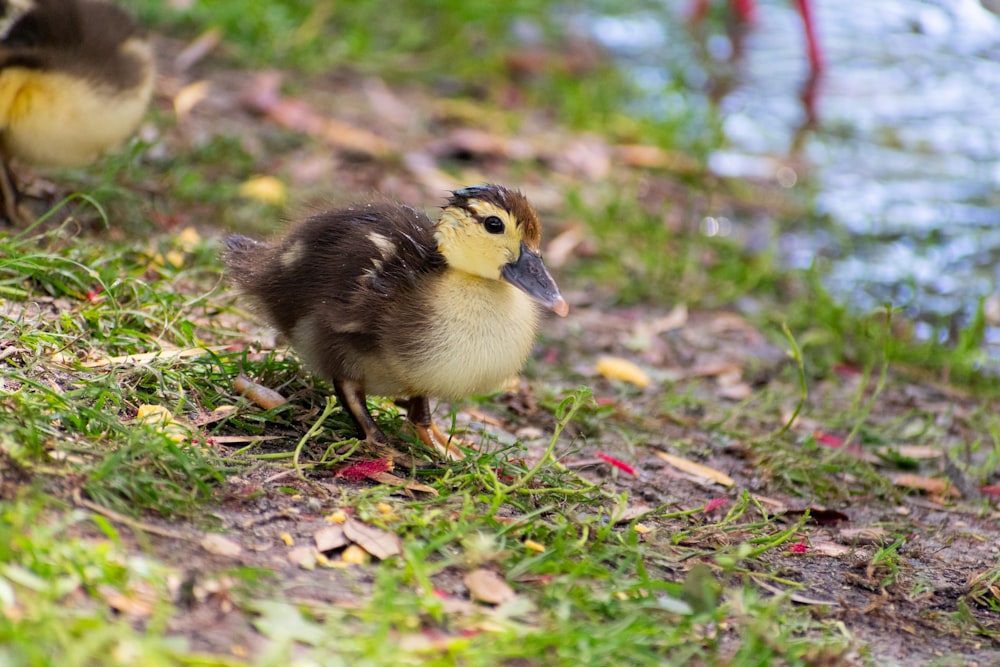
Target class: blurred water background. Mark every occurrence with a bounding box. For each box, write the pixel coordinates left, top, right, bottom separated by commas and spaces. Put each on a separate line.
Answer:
590, 0, 1000, 363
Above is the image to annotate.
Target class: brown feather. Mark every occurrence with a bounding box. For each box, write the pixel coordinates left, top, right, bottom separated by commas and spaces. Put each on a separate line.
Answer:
225, 201, 449, 388
0, 0, 149, 91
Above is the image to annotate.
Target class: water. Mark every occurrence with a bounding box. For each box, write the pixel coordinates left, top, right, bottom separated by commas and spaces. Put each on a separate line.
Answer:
589, 0, 1000, 360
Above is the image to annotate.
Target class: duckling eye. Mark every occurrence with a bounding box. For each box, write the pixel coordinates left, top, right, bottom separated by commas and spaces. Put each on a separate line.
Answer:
482, 216, 505, 234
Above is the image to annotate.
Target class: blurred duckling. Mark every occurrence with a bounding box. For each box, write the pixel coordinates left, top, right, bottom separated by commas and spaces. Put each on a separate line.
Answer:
225, 184, 569, 460
0, 0, 155, 224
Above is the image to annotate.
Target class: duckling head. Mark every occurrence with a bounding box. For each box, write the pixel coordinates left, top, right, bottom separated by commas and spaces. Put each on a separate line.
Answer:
435, 184, 569, 317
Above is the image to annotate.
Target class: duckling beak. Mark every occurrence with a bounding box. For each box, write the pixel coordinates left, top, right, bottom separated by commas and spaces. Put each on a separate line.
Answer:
502, 243, 570, 317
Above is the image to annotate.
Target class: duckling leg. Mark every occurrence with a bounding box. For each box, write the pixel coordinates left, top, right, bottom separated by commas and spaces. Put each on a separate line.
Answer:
334, 379, 387, 442
405, 396, 467, 461
0, 158, 32, 226
333, 378, 408, 460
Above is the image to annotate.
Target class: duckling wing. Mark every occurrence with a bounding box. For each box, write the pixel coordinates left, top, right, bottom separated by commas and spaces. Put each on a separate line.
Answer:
225, 203, 446, 383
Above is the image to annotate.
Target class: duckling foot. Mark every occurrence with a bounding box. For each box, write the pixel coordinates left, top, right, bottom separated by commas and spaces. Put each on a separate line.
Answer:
413, 423, 466, 461
405, 396, 469, 461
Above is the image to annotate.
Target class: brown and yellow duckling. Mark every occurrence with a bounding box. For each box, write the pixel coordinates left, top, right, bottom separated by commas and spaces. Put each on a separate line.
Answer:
224, 184, 569, 460
0, 0, 155, 224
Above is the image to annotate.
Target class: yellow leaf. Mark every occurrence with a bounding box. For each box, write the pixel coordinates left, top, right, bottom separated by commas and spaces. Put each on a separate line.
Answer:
633, 523, 651, 534
596, 356, 652, 388
325, 510, 348, 524
136, 404, 172, 424
176, 226, 202, 252
524, 539, 546, 553
342, 544, 369, 564
239, 175, 286, 206
655, 451, 735, 487
134, 405, 187, 442
280, 533, 294, 546
165, 250, 185, 268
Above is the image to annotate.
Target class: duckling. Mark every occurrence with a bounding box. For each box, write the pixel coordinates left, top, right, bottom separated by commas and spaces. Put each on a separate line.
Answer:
0, 0, 155, 224
225, 184, 569, 460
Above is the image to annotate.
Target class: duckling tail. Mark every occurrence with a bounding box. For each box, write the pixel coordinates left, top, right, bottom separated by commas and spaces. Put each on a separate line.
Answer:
222, 234, 265, 282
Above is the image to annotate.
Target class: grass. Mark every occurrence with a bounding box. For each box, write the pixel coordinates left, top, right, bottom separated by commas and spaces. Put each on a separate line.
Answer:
2, 1, 999, 665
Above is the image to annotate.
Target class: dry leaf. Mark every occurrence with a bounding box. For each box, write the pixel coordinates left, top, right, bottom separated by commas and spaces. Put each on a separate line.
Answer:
78, 346, 225, 368
613, 504, 654, 524
362, 77, 412, 127
655, 451, 735, 487
755, 579, 840, 608
685, 362, 742, 379
208, 435, 283, 444
343, 518, 401, 560
369, 471, 439, 496
838, 526, 889, 545
200, 534, 242, 558
892, 473, 958, 497
243, 72, 391, 157
190, 405, 237, 426
464, 569, 516, 605
233, 374, 288, 410
175, 28, 222, 72
892, 445, 942, 460
545, 225, 585, 269
321, 118, 393, 157
751, 494, 788, 512
596, 356, 652, 388
97, 584, 155, 618
717, 381, 752, 401
614, 144, 702, 173
559, 134, 611, 180
288, 546, 318, 570
404, 151, 461, 193
461, 407, 504, 427
788, 592, 841, 607
173, 80, 211, 118
314, 525, 349, 552
811, 540, 851, 557
653, 304, 689, 333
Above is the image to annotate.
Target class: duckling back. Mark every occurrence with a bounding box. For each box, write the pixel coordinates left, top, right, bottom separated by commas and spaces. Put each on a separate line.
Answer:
0, 0, 154, 166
